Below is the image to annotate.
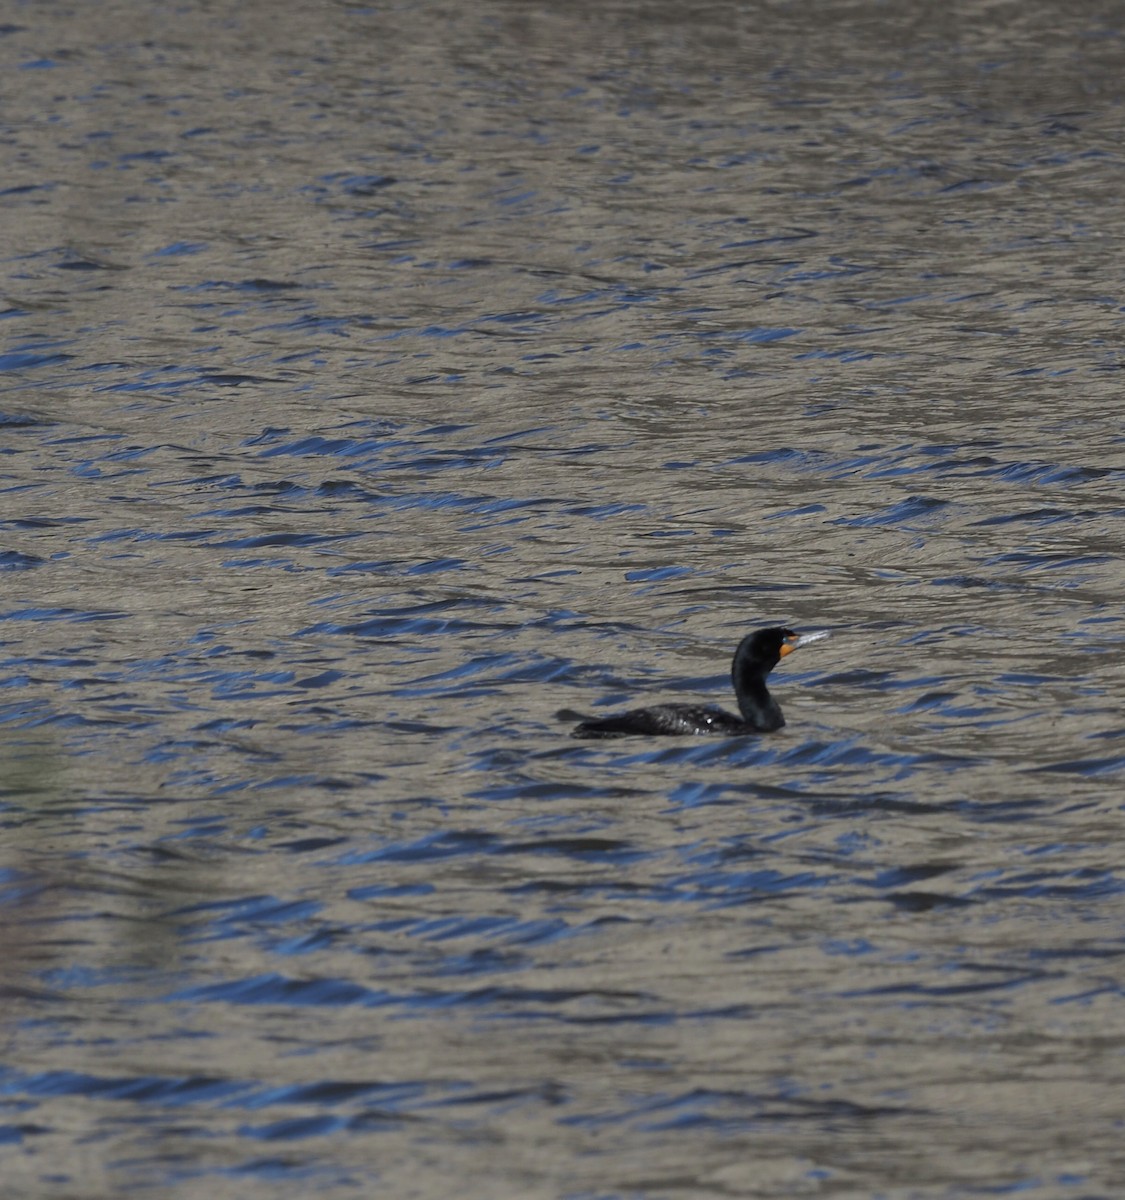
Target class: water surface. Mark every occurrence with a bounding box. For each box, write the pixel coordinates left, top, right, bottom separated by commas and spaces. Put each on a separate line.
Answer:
2, 1, 1125, 1196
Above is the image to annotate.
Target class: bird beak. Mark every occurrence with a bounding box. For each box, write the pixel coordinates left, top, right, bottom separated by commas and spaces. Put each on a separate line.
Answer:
795, 630, 830, 647
780, 630, 829, 658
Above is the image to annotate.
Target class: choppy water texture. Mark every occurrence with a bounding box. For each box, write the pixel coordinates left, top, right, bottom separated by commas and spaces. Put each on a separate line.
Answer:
2, 1, 1125, 1196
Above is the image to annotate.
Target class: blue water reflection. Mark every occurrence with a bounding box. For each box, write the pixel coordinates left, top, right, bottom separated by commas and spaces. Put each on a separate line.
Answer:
2, 0, 1125, 1196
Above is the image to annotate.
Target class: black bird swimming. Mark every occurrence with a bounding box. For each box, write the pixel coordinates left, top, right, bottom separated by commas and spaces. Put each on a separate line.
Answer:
571, 626, 804, 739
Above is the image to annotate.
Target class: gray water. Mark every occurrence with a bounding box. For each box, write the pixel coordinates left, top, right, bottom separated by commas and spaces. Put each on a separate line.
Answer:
3, 1, 1125, 1197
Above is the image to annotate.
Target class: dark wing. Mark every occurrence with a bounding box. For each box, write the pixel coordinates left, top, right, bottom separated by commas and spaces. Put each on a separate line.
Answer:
571, 704, 749, 739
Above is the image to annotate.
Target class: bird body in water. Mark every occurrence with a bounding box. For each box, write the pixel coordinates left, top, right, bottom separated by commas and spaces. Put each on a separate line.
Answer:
571, 626, 805, 739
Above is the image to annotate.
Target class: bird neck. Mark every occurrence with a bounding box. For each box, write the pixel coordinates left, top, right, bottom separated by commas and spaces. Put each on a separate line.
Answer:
732, 659, 784, 730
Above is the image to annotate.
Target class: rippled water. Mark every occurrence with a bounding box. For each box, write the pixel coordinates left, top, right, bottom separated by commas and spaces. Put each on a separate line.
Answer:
3, 1, 1125, 1196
